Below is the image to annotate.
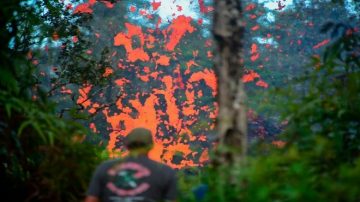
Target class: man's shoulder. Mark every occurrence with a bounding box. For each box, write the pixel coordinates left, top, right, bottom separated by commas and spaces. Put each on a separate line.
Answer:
147, 158, 176, 174
96, 159, 121, 170
100, 159, 120, 165
99, 157, 175, 174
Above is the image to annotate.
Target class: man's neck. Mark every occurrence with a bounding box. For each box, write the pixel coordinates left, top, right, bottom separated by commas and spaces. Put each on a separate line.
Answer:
128, 148, 149, 157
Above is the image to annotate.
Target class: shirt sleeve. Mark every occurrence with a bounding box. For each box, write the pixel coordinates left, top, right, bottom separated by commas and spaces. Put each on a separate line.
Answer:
163, 169, 177, 201
86, 164, 105, 197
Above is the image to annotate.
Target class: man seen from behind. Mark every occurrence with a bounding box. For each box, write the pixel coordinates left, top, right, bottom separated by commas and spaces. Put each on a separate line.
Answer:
85, 128, 177, 202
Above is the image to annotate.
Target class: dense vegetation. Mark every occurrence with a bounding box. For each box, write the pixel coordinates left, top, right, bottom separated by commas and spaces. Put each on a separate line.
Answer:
0, 1, 105, 201
178, 20, 360, 202
0, 0, 359, 201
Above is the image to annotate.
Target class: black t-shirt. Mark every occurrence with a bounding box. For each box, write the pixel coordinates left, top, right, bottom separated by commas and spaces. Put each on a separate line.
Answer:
87, 156, 177, 202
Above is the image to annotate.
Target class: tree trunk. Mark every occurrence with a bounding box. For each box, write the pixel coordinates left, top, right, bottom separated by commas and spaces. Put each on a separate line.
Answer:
213, 0, 247, 160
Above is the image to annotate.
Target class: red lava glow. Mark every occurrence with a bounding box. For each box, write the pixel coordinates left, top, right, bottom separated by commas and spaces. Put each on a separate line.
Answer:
24, 0, 251, 169
130, 6, 137, 12
74, 3, 93, 14
177, 5, 183, 12
64, 0, 353, 168
164, 15, 195, 51
67, 0, 274, 169
104, 94, 158, 155
245, 3, 256, 11
256, 80, 269, 88
90, 123, 98, 133
251, 25, 260, 31
242, 70, 260, 83
250, 43, 260, 62
185, 60, 199, 74
77, 85, 92, 108
155, 55, 171, 66
98, 10, 215, 166
74, 0, 116, 13
102, 1, 114, 8
198, 0, 214, 13
114, 23, 150, 62
72, 36, 79, 43
313, 39, 330, 49
103, 67, 113, 77
60, 86, 72, 94
188, 69, 217, 96
151, 1, 161, 11
272, 140, 286, 148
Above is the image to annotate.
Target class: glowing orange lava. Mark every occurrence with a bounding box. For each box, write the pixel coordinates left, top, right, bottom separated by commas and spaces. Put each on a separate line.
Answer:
70, 0, 218, 169
114, 23, 150, 62
165, 15, 195, 51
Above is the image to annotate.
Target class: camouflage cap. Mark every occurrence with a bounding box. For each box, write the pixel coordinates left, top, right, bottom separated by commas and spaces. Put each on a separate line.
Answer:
124, 128, 153, 148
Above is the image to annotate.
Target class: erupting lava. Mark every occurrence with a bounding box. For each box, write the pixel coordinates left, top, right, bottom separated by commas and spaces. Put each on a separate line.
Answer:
46, 0, 273, 168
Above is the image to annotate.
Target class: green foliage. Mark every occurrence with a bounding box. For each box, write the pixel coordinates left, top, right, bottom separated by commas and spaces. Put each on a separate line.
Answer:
277, 21, 360, 161
0, 1, 107, 201
0, 91, 104, 201
178, 20, 360, 202
179, 139, 360, 202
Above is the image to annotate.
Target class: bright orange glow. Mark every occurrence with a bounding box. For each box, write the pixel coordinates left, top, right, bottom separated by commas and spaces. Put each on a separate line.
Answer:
115, 78, 130, 86
103, 67, 113, 77
256, 80, 269, 88
130, 6, 136, 12
245, 3, 256, 11
313, 39, 330, 49
114, 23, 150, 62
73, 3, 93, 14
250, 43, 260, 61
102, 1, 114, 8
156, 55, 171, 66
165, 15, 195, 51
199, 148, 209, 163
272, 140, 286, 148
60, 86, 72, 94
151, 1, 161, 11
188, 69, 217, 96
185, 60, 199, 74
90, 123, 98, 133
242, 70, 260, 83
251, 25, 260, 31
69, 0, 221, 168
104, 94, 158, 155
77, 85, 92, 108
155, 76, 180, 128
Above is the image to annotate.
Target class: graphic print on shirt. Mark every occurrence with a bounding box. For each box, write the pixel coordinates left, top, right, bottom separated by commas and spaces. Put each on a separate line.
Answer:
106, 162, 151, 196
